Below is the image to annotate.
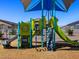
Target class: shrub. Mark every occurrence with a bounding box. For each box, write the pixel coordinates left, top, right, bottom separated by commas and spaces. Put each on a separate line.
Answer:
0, 32, 3, 37
67, 29, 73, 36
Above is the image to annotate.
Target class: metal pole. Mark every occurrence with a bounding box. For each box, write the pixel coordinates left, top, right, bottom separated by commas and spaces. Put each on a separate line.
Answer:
46, 10, 50, 48
17, 22, 20, 49
52, 0, 56, 51
41, 0, 44, 47
30, 18, 32, 48
35, 25, 38, 48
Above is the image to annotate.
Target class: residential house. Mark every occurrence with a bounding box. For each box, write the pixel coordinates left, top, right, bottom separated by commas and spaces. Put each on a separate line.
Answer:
0, 19, 17, 35
62, 20, 79, 34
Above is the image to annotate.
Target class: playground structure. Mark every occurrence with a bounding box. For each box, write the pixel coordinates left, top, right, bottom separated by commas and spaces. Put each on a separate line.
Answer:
1, 17, 79, 50
17, 17, 79, 50
17, 17, 47, 48
1, 0, 79, 51
17, 0, 79, 51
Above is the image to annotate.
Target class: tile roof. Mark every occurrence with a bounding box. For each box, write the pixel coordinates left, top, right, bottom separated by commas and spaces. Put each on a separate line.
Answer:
66, 20, 79, 26
0, 19, 17, 26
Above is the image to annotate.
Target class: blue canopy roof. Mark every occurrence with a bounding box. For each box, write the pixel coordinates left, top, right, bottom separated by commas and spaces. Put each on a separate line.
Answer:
26, 0, 67, 11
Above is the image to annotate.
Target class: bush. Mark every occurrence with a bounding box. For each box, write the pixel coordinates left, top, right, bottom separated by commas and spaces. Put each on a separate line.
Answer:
0, 32, 3, 37
67, 29, 73, 36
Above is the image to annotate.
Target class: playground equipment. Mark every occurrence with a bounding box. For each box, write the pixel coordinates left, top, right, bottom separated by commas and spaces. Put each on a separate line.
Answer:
50, 17, 79, 46
17, 18, 46, 48
21, 0, 75, 51
17, 21, 35, 48
18, 0, 78, 50
17, 16, 79, 50
2, 16, 79, 49
0, 0, 77, 51
1, 35, 17, 48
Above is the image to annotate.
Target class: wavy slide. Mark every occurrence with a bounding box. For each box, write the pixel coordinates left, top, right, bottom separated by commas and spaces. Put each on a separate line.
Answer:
2, 35, 17, 48
52, 18, 79, 46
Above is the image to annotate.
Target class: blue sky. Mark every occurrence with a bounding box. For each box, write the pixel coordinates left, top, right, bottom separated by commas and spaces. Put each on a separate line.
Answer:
0, 0, 79, 26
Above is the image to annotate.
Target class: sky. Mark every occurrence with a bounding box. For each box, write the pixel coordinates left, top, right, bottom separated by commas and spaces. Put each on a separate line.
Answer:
0, 0, 79, 26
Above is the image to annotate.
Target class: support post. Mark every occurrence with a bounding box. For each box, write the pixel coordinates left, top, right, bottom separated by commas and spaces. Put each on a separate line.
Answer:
35, 24, 38, 48
17, 22, 20, 49
41, 0, 44, 47
30, 18, 32, 48
52, 0, 56, 51
46, 10, 50, 48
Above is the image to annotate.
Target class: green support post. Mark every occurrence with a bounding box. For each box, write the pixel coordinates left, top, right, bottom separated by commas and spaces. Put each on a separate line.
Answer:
52, 0, 56, 51
30, 18, 32, 48
17, 22, 20, 49
41, 0, 44, 47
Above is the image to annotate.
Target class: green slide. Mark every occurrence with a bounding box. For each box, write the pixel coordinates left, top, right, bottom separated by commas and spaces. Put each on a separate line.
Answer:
51, 17, 79, 46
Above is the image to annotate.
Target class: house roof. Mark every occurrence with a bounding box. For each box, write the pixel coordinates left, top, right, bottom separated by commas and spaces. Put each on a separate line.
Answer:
66, 20, 79, 26
61, 20, 79, 28
0, 19, 17, 26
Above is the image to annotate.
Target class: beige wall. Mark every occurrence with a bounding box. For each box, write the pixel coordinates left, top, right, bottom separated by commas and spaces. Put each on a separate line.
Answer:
0, 21, 17, 34
0, 21, 11, 27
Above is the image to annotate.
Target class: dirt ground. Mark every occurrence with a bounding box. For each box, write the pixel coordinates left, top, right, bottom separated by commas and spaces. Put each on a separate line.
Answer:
0, 39, 79, 59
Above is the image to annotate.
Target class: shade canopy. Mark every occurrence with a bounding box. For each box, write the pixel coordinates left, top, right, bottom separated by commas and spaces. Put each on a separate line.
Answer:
21, 0, 31, 9
63, 0, 74, 9
21, 0, 74, 12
